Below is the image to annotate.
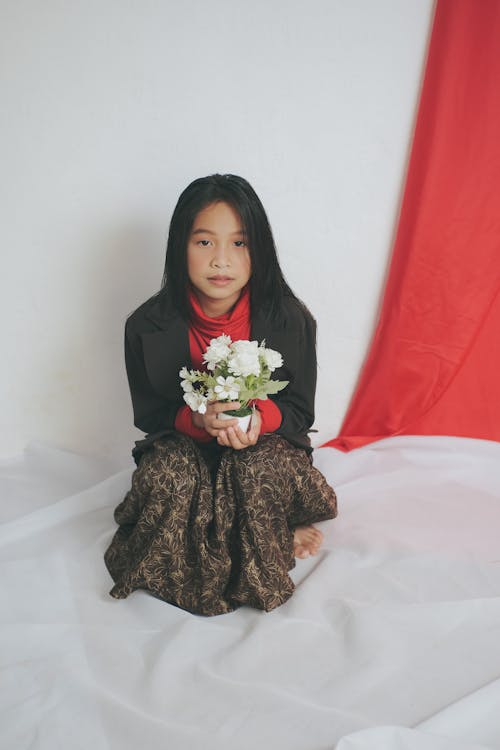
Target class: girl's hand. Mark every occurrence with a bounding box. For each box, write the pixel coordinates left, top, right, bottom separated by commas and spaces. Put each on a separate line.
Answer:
191, 401, 241, 437
216, 409, 262, 450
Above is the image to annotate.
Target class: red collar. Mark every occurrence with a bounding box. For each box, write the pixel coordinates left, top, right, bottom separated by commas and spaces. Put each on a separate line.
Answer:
188, 285, 250, 339
187, 286, 251, 369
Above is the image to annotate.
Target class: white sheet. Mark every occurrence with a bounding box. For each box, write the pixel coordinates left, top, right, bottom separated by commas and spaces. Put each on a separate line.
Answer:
1, 436, 499, 750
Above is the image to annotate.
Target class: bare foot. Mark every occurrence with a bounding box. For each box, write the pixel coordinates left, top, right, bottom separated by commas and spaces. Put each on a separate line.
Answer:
293, 525, 323, 559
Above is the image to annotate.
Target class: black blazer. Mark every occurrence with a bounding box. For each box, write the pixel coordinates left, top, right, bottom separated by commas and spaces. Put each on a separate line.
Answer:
125, 292, 317, 463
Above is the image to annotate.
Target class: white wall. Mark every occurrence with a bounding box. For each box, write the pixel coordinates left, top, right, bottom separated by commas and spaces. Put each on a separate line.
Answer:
1, 0, 434, 466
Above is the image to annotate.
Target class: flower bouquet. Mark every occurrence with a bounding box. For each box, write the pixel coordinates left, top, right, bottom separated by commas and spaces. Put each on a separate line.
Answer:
179, 335, 289, 431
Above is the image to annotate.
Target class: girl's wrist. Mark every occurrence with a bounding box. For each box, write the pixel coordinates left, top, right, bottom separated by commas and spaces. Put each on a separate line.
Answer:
191, 411, 204, 430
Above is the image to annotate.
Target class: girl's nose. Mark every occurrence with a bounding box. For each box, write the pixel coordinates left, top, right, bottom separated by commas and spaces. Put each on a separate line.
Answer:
212, 243, 230, 267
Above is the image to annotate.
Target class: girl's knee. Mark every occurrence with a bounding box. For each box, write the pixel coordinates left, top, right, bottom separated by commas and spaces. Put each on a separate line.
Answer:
135, 435, 207, 491
226, 440, 284, 488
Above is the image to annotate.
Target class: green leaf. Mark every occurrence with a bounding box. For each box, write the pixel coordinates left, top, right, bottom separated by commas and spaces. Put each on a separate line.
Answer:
263, 380, 289, 394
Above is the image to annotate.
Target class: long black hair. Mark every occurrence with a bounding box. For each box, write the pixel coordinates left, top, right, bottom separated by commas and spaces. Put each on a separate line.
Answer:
161, 174, 298, 320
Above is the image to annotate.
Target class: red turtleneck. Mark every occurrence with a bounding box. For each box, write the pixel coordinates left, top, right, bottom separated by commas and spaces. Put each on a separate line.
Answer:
174, 287, 282, 441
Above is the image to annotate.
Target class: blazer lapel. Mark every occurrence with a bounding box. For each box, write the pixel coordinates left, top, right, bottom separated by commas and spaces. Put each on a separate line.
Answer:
252, 307, 294, 383
141, 298, 190, 399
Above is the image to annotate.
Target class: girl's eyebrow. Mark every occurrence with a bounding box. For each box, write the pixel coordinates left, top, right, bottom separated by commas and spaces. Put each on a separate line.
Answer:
191, 228, 215, 235
191, 228, 247, 236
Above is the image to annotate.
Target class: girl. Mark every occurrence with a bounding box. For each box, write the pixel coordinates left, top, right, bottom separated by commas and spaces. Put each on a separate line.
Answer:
104, 174, 337, 615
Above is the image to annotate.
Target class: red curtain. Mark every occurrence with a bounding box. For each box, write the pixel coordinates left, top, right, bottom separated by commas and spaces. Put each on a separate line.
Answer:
324, 0, 500, 452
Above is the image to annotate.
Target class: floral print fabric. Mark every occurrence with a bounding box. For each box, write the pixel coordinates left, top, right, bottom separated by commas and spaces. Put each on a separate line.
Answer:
104, 434, 337, 615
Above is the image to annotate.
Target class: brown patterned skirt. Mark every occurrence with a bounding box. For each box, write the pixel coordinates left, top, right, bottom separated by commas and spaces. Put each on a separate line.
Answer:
104, 433, 337, 616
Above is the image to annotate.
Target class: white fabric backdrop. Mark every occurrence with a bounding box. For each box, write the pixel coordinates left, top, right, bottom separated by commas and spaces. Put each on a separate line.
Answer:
0, 0, 434, 460
2, 435, 499, 749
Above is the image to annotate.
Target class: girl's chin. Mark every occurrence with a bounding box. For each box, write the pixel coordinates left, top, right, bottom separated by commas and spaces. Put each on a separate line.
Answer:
197, 282, 243, 299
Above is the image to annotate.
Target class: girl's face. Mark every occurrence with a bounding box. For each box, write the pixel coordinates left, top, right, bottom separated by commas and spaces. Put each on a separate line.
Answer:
187, 201, 251, 317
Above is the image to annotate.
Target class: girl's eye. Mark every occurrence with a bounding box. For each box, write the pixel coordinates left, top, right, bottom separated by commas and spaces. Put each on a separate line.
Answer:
197, 240, 211, 247
234, 240, 246, 247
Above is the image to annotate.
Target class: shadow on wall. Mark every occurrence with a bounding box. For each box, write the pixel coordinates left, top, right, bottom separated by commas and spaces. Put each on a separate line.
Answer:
49, 222, 163, 467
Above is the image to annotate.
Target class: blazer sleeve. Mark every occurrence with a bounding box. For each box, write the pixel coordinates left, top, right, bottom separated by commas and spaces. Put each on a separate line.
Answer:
125, 319, 181, 435
273, 305, 317, 447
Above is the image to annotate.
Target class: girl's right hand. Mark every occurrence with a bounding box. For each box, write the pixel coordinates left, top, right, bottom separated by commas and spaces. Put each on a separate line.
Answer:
191, 402, 240, 438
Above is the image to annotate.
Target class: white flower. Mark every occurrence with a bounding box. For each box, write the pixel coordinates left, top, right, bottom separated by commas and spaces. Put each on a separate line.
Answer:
179, 337, 288, 413
227, 340, 261, 377
214, 375, 241, 401
183, 390, 208, 414
203, 334, 232, 371
180, 367, 203, 393
260, 346, 283, 372
179, 367, 203, 388
180, 379, 194, 393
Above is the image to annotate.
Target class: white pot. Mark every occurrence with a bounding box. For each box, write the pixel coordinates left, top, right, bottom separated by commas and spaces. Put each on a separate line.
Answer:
218, 412, 252, 432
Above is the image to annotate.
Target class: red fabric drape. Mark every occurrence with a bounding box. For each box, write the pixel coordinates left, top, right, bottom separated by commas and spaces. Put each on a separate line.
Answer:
324, 0, 500, 452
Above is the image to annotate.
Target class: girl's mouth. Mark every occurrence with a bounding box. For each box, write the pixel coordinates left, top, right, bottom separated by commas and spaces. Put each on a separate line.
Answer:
208, 276, 233, 286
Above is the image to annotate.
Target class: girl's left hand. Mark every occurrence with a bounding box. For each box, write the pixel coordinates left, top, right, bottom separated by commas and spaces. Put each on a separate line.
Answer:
216, 409, 262, 450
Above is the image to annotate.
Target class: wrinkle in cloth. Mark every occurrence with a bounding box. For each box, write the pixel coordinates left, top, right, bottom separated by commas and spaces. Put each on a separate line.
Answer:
326, 0, 500, 451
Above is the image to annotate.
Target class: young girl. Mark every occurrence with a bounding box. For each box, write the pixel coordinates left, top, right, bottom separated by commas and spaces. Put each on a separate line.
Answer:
104, 174, 337, 615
